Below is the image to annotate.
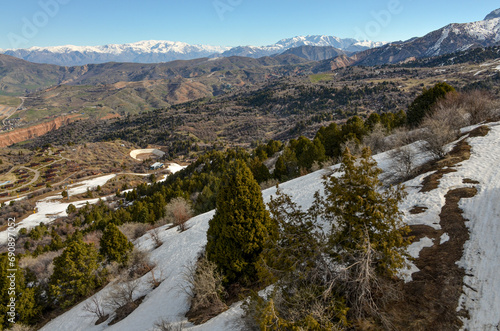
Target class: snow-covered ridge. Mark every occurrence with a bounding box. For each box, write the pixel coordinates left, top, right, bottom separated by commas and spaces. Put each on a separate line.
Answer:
1, 35, 386, 66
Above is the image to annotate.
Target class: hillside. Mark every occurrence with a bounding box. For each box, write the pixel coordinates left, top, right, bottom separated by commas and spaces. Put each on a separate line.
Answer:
36, 121, 500, 330
352, 14, 500, 66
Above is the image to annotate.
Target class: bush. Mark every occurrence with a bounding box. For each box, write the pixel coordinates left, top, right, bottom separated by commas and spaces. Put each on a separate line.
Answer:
49, 239, 102, 308
184, 252, 227, 324
119, 223, 149, 241
407, 82, 455, 127
164, 197, 193, 232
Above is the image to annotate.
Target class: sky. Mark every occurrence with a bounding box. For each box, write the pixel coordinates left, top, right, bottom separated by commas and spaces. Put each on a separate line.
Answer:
0, 0, 498, 49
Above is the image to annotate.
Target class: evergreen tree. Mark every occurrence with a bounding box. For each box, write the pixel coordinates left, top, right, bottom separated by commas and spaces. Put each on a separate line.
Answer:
407, 82, 455, 127
100, 223, 133, 263
322, 147, 411, 276
49, 239, 101, 308
206, 160, 276, 284
0, 254, 38, 328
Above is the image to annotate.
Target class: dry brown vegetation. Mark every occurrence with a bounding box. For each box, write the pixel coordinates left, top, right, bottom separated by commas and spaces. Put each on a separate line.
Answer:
184, 252, 228, 324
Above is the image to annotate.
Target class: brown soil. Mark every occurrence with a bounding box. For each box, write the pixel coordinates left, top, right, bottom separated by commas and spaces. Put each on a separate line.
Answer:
95, 314, 109, 325
385, 126, 490, 330
0, 115, 79, 147
467, 125, 490, 138
419, 139, 471, 193
462, 178, 480, 185
389, 187, 478, 330
108, 296, 145, 326
409, 206, 429, 215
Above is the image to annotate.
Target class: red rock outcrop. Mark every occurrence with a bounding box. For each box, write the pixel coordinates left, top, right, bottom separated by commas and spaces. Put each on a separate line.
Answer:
0, 115, 76, 147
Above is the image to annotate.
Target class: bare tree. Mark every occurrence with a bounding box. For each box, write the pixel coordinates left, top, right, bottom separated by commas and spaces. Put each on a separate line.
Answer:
388, 145, 418, 182
150, 227, 163, 248
363, 122, 389, 153
83, 295, 107, 322
182, 252, 227, 321
104, 278, 140, 311
165, 197, 193, 232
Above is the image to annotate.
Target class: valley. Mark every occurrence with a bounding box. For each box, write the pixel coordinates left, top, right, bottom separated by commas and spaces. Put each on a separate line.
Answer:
1, 6, 500, 331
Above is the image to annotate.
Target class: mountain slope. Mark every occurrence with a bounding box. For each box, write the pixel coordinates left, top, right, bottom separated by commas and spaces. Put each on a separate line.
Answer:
354, 13, 500, 66
279, 45, 349, 61
220, 35, 384, 58
1, 36, 385, 66
37, 121, 500, 331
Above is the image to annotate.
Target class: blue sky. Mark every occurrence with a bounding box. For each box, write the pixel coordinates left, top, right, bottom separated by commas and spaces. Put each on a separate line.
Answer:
0, 0, 498, 49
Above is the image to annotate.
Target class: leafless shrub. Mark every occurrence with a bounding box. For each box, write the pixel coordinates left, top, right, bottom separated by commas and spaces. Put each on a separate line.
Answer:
83, 231, 102, 248
183, 252, 227, 323
420, 116, 459, 158
153, 318, 186, 331
148, 268, 165, 289
363, 123, 389, 153
19, 250, 62, 283
260, 178, 279, 190
430, 93, 469, 130
104, 277, 140, 311
150, 228, 163, 248
164, 197, 193, 232
119, 223, 150, 241
341, 138, 365, 157
83, 295, 107, 322
458, 90, 499, 124
126, 248, 155, 279
384, 127, 422, 150
388, 145, 418, 182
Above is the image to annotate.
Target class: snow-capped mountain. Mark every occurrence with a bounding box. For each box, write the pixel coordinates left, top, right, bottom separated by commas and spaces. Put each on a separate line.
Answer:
355, 9, 500, 66
220, 35, 385, 58
2, 40, 232, 66
484, 8, 500, 20
1, 35, 385, 66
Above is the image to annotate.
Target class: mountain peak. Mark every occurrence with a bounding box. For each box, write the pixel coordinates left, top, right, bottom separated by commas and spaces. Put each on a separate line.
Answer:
485, 8, 500, 20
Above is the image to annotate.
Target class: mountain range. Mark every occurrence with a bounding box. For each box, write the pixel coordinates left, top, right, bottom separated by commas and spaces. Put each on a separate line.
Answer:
351, 9, 500, 66
0, 35, 384, 66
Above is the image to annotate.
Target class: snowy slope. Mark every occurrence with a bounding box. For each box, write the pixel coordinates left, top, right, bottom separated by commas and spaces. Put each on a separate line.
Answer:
39, 123, 500, 330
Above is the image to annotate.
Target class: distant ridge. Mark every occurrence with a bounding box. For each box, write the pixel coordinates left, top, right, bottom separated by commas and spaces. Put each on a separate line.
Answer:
1, 35, 385, 66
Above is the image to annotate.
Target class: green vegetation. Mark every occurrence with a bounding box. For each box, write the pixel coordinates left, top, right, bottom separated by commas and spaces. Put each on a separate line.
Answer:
309, 73, 332, 83
0, 96, 20, 107
0, 254, 38, 329
249, 148, 410, 329
100, 223, 134, 263
407, 82, 455, 127
48, 239, 102, 308
206, 160, 276, 284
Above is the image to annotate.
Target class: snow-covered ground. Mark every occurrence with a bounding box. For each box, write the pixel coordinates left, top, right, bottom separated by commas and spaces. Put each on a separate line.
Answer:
0, 174, 118, 244
0, 165, 186, 244
35, 123, 500, 330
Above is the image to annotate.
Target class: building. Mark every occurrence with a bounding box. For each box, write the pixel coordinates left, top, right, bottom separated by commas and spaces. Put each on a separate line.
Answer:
150, 162, 164, 170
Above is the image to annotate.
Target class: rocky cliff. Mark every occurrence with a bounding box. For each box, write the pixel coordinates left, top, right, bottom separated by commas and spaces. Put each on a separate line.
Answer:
0, 116, 75, 147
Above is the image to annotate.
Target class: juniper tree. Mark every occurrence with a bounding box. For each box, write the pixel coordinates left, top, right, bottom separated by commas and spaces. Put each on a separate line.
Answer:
247, 148, 411, 328
100, 223, 134, 263
49, 239, 101, 308
206, 160, 276, 285
322, 147, 411, 277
